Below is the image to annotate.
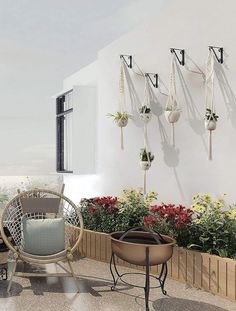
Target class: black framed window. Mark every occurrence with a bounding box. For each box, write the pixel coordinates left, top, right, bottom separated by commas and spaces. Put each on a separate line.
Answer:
56, 89, 73, 173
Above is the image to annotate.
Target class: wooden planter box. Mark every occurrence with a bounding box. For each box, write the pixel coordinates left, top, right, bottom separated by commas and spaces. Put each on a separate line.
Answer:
76, 229, 236, 302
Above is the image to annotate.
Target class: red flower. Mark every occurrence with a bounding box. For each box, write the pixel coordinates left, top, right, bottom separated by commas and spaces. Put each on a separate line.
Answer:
144, 215, 157, 228
87, 205, 97, 214
149, 203, 193, 230
92, 196, 118, 214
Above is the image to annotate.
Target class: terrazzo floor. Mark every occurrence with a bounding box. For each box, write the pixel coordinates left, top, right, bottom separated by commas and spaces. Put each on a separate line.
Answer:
0, 257, 236, 311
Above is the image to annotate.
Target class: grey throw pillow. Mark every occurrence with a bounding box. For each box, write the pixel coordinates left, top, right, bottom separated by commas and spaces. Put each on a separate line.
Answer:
22, 217, 65, 255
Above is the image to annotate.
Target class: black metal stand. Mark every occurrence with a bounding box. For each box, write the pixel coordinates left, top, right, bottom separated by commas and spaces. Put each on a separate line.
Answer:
110, 249, 168, 311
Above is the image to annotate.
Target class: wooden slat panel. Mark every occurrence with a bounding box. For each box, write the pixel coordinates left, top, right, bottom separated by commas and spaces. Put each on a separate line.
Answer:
100, 234, 106, 262
167, 257, 172, 278
187, 250, 194, 285
95, 232, 101, 260
179, 248, 187, 282
202, 253, 210, 291
90, 231, 96, 259
194, 251, 202, 289
218, 258, 227, 297
209, 255, 218, 294
227, 259, 236, 301
82, 230, 87, 256
106, 235, 112, 262
86, 231, 91, 258
171, 247, 179, 280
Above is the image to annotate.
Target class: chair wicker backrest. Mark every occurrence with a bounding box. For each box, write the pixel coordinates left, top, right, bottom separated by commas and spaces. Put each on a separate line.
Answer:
0, 189, 84, 257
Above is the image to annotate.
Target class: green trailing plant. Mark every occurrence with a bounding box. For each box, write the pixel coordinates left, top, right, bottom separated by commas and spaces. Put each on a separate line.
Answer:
205, 108, 219, 122
107, 111, 132, 122
140, 148, 154, 162
139, 105, 151, 114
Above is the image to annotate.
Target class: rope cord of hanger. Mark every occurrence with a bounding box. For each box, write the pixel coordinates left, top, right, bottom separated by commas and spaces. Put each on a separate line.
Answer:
126, 58, 168, 96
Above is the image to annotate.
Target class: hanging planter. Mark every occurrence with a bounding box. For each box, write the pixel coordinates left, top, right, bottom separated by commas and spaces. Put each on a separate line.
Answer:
139, 148, 154, 195
107, 61, 131, 150
139, 105, 152, 123
165, 54, 181, 146
205, 49, 219, 160
164, 108, 181, 124
205, 108, 219, 131
108, 111, 131, 128
139, 148, 154, 170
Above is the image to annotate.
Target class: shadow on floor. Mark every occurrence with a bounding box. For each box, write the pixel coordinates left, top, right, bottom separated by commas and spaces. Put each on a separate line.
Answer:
153, 297, 227, 311
0, 281, 23, 297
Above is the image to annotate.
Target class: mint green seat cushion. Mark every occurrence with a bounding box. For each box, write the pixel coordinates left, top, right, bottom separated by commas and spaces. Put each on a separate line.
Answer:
22, 218, 65, 256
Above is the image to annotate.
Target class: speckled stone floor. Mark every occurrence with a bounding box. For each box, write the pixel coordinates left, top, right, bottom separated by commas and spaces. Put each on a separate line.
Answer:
0, 257, 236, 311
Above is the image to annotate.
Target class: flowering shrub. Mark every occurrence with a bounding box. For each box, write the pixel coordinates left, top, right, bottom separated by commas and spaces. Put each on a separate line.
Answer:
80, 196, 119, 232
190, 194, 236, 258
80, 190, 236, 259
80, 189, 157, 233
144, 204, 193, 246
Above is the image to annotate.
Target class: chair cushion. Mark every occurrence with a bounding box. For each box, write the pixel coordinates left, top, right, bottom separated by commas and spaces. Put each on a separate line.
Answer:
22, 217, 65, 256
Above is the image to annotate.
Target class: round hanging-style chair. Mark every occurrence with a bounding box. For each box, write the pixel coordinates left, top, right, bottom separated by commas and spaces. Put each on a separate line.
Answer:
0, 186, 83, 292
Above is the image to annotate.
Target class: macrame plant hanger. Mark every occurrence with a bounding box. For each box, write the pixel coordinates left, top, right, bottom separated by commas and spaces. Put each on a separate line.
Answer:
165, 53, 180, 147
141, 77, 152, 195
205, 49, 215, 160
118, 60, 127, 150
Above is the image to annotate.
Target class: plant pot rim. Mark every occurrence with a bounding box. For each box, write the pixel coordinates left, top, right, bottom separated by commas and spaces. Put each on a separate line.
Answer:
110, 231, 176, 247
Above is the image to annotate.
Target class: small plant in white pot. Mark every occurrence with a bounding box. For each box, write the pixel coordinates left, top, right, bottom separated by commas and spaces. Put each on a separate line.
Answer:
139, 105, 152, 123
139, 148, 154, 170
205, 108, 219, 131
164, 106, 181, 124
107, 111, 132, 127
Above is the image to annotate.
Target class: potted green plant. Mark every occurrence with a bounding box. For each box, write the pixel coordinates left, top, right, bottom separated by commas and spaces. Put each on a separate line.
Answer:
205, 108, 219, 131
139, 148, 154, 170
107, 111, 132, 128
139, 105, 152, 123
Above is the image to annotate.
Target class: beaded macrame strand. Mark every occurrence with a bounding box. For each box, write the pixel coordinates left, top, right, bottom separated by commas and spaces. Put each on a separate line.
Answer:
205, 49, 215, 160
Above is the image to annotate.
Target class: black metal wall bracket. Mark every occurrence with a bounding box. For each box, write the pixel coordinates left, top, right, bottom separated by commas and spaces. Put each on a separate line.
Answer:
170, 48, 185, 66
209, 46, 224, 64
120, 54, 132, 68
145, 73, 158, 88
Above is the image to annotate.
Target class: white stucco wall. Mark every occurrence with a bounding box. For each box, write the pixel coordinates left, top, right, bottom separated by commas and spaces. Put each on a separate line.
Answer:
64, 0, 236, 205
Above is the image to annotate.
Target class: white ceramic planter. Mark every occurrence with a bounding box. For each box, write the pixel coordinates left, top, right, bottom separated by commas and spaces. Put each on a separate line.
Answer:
116, 118, 128, 127
139, 112, 152, 123
165, 110, 181, 123
139, 161, 151, 171
205, 120, 216, 131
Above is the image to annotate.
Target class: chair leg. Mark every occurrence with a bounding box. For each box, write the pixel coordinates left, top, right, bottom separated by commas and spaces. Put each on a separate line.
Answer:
67, 259, 80, 293
7, 259, 17, 293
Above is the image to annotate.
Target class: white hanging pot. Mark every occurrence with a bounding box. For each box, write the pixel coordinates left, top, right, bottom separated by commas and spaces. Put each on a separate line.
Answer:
205, 120, 216, 131
139, 112, 152, 123
165, 110, 181, 123
116, 118, 128, 127
139, 161, 151, 171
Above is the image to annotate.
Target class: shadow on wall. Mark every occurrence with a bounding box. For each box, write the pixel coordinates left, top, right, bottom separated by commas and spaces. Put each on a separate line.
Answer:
214, 52, 236, 130
123, 65, 143, 128
153, 297, 227, 311
175, 55, 208, 155
124, 61, 186, 201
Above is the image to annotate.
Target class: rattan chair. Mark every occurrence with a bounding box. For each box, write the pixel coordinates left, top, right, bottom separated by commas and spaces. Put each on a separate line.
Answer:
0, 186, 83, 292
